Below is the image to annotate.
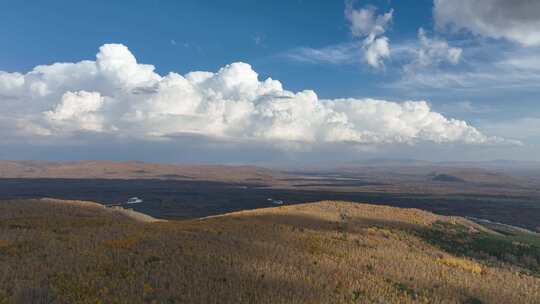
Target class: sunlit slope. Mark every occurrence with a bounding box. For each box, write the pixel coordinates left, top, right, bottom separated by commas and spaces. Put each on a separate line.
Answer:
0, 199, 538, 303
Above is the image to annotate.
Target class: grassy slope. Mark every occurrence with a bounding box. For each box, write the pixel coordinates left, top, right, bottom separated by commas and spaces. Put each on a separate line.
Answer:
0, 199, 538, 304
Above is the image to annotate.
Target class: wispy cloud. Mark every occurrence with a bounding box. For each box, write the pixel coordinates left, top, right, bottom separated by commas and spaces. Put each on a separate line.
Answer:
387, 44, 540, 91
479, 117, 540, 140
252, 33, 266, 48
403, 28, 462, 73
438, 101, 497, 115
281, 43, 359, 65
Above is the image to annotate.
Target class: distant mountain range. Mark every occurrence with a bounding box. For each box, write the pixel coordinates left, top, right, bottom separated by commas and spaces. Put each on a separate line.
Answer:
343, 158, 540, 169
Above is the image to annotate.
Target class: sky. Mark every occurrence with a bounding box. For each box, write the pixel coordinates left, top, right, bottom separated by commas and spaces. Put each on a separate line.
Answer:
0, 0, 539, 163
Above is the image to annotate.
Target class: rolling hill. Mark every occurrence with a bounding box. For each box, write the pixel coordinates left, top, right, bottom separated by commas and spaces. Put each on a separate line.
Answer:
0, 199, 538, 303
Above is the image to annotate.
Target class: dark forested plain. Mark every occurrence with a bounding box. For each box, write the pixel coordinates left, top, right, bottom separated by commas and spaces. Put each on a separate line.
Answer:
0, 161, 539, 231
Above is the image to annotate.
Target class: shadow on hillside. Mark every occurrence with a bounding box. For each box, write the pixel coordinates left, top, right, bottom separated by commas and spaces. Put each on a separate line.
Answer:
0, 202, 335, 302
232, 212, 427, 234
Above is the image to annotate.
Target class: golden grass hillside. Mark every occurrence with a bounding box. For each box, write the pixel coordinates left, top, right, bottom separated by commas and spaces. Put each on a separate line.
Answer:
0, 199, 538, 303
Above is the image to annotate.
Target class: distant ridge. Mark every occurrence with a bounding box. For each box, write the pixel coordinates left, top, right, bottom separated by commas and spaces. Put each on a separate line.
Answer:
432, 174, 466, 183
287, 158, 540, 170
0, 160, 279, 183
348, 158, 540, 168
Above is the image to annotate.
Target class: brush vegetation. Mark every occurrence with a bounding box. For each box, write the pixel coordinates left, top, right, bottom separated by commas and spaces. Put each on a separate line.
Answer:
0, 199, 539, 303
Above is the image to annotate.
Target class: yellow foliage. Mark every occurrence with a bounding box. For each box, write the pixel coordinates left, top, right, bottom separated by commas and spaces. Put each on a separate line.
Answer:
303, 235, 328, 256
366, 227, 394, 238
102, 236, 139, 250
439, 257, 482, 274
144, 283, 156, 294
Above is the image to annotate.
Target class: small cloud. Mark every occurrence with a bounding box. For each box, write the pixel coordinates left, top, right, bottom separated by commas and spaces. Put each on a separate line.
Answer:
252, 34, 265, 47
363, 35, 390, 69
170, 39, 177, 46
403, 28, 462, 73
344, 1, 393, 69
344, 1, 392, 38
281, 1, 394, 70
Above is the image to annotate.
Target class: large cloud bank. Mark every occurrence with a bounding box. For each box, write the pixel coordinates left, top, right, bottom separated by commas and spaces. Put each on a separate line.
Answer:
0, 44, 502, 147
434, 0, 540, 46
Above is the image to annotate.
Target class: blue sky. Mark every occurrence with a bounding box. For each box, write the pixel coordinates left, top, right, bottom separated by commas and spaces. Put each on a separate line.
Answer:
0, 0, 424, 93
0, 0, 539, 162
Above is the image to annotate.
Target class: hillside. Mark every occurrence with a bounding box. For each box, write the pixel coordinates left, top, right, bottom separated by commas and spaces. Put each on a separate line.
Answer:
0, 199, 539, 303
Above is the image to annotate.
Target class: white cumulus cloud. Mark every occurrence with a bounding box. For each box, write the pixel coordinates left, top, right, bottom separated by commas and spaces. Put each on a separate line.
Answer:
44, 91, 106, 132
0, 43, 508, 148
434, 0, 540, 46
